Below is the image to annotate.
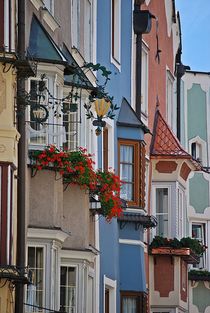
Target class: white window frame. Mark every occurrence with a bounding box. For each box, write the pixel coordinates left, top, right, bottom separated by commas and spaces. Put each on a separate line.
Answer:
152, 183, 172, 238
26, 244, 47, 310
151, 309, 175, 313
84, 0, 93, 62
177, 185, 186, 239
141, 42, 149, 119
71, 0, 80, 49
166, 69, 175, 130
104, 275, 116, 313
110, 0, 121, 69
190, 221, 207, 269
59, 264, 78, 313
189, 136, 207, 166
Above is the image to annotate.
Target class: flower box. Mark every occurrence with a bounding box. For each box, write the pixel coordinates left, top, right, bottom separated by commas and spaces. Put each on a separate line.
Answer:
151, 247, 200, 264
188, 270, 210, 281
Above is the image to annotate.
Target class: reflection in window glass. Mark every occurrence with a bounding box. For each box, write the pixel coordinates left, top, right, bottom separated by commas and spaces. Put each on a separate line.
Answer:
60, 266, 76, 313
27, 246, 44, 308
156, 188, 169, 237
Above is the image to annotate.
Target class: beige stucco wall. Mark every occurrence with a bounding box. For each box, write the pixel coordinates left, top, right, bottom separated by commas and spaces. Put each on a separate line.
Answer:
27, 168, 95, 250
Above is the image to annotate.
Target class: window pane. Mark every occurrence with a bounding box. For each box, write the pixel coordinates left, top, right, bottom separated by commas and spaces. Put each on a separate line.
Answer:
156, 188, 168, 214
60, 266, 76, 313
120, 164, 133, 182
192, 224, 202, 240
157, 215, 168, 237
121, 183, 133, 201
122, 297, 137, 313
120, 146, 133, 163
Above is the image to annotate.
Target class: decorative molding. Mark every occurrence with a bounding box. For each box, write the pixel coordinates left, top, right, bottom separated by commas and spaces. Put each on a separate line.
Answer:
180, 162, 191, 181
41, 8, 60, 32
28, 227, 70, 243
119, 238, 145, 248
60, 249, 97, 263
156, 161, 178, 173
29, 0, 43, 11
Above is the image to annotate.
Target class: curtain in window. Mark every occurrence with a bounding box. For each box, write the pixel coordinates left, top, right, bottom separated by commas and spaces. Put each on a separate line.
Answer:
122, 297, 137, 313
120, 146, 134, 201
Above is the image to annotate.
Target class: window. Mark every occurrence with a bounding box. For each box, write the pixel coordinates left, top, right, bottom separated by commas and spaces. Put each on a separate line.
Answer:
191, 142, 202, 162
104, 276, 116, 313
192, 223, 206, 269
111, 0, 121, 64
121, 292, 147, 313
141, 44, 148, 117
28, 78, 48, 146
103, 128, 109, 171
84, 0, 92, 62
63, 107, 79, 151
119, 140, 139, 204
178, 188, 185, 238
27, 246, 45, 308
60, 266, 77, 313
43, 0, 54, 15
119, 140, 145, 207
71, 0, 80, 49
0, 164, 13, 265
166, 70, 175, 130
155, 188, 169, 237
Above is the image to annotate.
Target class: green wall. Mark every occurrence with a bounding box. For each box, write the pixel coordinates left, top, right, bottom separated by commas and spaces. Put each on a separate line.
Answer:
189, 173, 209, 213
193, 282, 210, 313
187, 84, 207, 142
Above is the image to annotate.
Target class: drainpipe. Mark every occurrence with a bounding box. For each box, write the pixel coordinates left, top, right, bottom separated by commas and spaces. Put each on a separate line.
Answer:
15, 0, 26, 312
134, 1, 143, 118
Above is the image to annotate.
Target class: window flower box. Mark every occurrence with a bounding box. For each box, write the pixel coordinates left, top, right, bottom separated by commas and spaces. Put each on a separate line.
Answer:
150, 247, 200, 264
188, 270, 210, 281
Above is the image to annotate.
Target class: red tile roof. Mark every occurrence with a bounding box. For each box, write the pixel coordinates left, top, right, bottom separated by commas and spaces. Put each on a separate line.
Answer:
150, 110, 191, 158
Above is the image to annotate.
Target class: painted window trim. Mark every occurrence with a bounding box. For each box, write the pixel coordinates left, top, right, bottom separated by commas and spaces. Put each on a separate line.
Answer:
190, 221, 207, 269
104, 275, 117, 313
189, 136, 207, 166
59, 263, 79, 313
120, 291, 147, 313
166, 68, 175, 130
177, 183, 186, 239
152, 182, 172, 238
27, 243, 47, 308
110, 0, 121, 69
118, 139, 140, 206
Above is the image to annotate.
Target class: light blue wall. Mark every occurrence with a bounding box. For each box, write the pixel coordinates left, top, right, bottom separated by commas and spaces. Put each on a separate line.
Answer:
189, 173, 209, 214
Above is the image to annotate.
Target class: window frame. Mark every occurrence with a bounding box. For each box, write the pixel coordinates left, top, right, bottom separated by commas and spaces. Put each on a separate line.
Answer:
177, 185, 186, 239
191, 222, 207, 269
59, 264, 78, 313
166, 69, 175, 130
111, 0, 121, 68
120, 291, 147, 313
104, 276, 116, 313
152, 183, 172, 238
27, 244, 46, 309
71, 0, 80, 49
43, 0, 54, 15
118, 139, 140, 206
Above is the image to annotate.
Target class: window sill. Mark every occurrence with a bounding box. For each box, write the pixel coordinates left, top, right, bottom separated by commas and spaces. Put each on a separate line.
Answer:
111, 56, 121, 72
41, 7, 60, 32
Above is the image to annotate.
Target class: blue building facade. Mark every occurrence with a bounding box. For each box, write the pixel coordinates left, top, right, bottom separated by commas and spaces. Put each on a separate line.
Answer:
96, 1, 155, 312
